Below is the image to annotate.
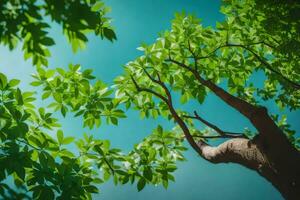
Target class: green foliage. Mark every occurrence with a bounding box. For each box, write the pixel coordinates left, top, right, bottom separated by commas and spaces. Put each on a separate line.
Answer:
31, 64, 126, 129
0, 0, 116, 67
220, 0, 300, 110
252, 0, 300, 58
76, 125, 186, 191
115, 2, 299, 142
0, 70, 186, 199
0, 72, 99, 199
1, 0, 300, 199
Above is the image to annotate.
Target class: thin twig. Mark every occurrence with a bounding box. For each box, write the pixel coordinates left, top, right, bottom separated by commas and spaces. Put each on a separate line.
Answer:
183, 111, 245, 138
130, 75, 168, 102
187, 42, 300, 90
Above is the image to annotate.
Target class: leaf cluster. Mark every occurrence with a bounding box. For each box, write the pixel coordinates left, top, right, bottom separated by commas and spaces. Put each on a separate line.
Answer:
0, 0, 116, 67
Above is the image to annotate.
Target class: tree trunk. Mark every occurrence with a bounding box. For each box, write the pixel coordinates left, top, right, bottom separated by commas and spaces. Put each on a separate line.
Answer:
157, 59, 300, 199
190, 73, 300, 199
197, 117, 300, 200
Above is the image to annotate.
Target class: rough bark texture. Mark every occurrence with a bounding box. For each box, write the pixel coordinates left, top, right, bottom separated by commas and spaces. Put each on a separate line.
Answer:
197, 130, 300, 200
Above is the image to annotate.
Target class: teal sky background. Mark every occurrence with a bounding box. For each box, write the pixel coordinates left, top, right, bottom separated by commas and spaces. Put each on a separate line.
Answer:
1, 0, 300, 199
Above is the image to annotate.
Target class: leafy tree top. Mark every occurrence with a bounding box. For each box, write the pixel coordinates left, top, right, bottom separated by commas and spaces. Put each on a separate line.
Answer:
0, 0, 116, 67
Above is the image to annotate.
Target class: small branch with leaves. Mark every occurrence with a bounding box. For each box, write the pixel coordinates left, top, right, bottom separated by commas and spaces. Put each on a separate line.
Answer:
130, 71, 204, 156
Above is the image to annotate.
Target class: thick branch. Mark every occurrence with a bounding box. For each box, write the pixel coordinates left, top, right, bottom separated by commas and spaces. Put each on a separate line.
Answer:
166, 57, 288, 139
197, 138, 267, 170
130, 70, 274, 179
167, 58, 259, 121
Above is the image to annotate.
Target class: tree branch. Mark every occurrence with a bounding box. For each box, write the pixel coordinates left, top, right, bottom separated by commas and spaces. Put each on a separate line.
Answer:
196, 138, 267, 171
195, 41, 274, 59
166, 55, 286, 139
225, 44, 300, 89
81, 152, 115, 175
130, 70, 269, 170
187, 40, 198, 70
192, 134, 242, 139
130, 72, 203, 155
130, 75, 168, 103
183, 111, 245, 138
166, 58, 259, 121
192, 42, 300, 90
103, 157, 115, 175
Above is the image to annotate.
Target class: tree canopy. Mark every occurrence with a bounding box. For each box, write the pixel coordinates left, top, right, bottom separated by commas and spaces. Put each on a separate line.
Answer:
115, 0, 299, 145
0, 0, 299, 199
0, 0, 116, 67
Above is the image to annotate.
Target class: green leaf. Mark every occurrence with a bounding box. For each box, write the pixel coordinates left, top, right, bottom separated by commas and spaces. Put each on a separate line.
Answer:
42, 91, 51, 100
162, 179, 168, 189
8, 79, 20, 87
84, 185, 99, 193
41, 37, 55, 46
103, 28, 117, 42
53, 93, 62, 103
143, 167, 153, 181
57, 130, 64, 144
91, 1, 104, 12
61, 105, 67, 117
30, 81, 42, 86
59, 149, 75, 158
0, 73, 7, 89
74, 110, 85, 117
94, 146, 104, 156
16, 88, 24, 105
103, 171, 110, 181
157, 125, 163, 135
62, 137, 75, 145
110, 117, 118, 125
115, 170, 128, 176
45, 70, 55, 78
137, 178, 146, 191
166, 165, 177, 172
180, 92, 188, 104
93, 178, 104, 184
39, 152, 48, 168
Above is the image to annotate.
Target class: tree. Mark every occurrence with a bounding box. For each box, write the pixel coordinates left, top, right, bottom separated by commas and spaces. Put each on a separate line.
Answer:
0, 0, 299, 199
115, 0, 300, 199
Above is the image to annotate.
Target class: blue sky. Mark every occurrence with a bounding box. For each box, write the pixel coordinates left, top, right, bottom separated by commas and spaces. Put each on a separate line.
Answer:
2, 0, 298, 199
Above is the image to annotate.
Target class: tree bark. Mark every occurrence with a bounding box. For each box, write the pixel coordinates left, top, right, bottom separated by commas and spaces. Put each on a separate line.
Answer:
193, 92, 300, 200
197, 122, 300, 200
